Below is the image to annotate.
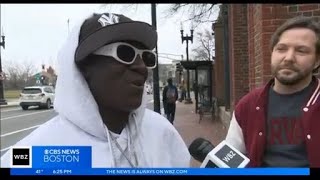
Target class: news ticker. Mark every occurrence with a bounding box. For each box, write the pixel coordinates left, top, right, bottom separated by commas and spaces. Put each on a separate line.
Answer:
9, 146, 310, 175
10, 168, 310, 175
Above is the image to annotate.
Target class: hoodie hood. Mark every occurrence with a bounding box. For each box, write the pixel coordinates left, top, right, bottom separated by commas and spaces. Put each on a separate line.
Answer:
54, 13, 150, 167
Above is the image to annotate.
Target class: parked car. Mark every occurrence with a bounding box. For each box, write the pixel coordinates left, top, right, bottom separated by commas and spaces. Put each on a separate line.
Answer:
19, 86, 55, 110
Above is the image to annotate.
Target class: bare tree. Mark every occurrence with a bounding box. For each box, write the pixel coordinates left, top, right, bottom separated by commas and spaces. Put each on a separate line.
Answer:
2, 60, 37, 90
191, 29, 215, 61
99, 4, 220, 26
4, 61, 21, 89
21, 61, 36, 84
164, 4, 220, 28
99, 4, 140, 14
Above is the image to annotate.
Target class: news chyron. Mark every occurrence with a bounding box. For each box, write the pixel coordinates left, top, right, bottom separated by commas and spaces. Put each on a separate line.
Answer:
10, 146, 92, 169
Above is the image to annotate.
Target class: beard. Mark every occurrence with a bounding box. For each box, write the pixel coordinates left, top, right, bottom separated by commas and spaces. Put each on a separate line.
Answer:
271, 63, 313, 86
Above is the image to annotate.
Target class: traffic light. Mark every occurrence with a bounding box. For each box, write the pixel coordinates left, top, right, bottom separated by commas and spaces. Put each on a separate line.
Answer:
40, 75, 45, 85
176, 63, 184, 84
176, 63, 183, 72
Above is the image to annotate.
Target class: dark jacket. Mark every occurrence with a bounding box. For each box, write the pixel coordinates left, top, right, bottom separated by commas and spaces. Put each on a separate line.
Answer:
162, 85, 178, 104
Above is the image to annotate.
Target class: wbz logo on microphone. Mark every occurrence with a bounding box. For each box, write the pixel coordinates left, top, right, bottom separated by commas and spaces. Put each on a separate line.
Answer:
10, 146, 32, 168
201, 141, 250, 168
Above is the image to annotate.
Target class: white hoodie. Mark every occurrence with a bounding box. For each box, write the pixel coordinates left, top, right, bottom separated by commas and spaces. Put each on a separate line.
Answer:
1, 13, 191, 168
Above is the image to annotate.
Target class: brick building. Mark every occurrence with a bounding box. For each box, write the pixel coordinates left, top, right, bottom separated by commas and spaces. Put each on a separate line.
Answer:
213, 4, 320, 125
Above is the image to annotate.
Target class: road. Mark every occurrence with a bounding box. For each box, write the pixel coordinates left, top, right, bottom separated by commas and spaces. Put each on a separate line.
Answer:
0, 94, 163, 157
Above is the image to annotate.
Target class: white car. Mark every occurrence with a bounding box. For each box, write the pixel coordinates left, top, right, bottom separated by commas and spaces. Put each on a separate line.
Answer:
19, 86, 55, 110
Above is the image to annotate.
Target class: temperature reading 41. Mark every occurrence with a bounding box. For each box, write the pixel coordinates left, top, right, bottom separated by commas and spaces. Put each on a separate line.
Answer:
35, 169, 44, 174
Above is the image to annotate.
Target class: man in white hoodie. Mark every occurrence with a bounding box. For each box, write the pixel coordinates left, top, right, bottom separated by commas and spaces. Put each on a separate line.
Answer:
1, 12, 190, 168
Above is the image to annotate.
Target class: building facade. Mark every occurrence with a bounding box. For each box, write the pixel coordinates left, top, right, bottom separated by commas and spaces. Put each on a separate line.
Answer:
213, 4, 320, 125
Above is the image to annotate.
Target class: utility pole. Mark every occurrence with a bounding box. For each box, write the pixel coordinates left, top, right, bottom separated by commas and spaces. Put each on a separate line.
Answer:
0, 4, 7, 105
151, 4, 161, 113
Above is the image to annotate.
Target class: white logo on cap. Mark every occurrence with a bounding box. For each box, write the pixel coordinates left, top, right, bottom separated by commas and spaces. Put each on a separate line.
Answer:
98, 14, 119, 27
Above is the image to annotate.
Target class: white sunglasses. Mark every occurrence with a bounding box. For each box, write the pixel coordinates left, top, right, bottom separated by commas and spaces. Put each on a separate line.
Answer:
93, 42, 157, 69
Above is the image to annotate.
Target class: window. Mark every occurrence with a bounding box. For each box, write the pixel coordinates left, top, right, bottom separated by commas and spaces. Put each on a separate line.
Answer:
44, 87, 52, 93
22, 88, 42, 94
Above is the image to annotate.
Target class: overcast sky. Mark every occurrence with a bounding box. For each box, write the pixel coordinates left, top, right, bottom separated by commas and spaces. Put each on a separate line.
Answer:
1, 4, 218, 73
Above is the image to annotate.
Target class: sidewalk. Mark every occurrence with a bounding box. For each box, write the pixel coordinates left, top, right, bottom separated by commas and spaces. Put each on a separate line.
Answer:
0, 99, 20, 108
172, 98, 228, 167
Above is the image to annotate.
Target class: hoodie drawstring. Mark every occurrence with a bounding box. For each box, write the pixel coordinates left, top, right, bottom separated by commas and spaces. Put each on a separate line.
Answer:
104, 126, 116, 167
129, 112, 151, 167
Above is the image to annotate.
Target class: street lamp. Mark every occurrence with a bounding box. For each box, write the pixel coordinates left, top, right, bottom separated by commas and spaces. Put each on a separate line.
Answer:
180, 23, 193, 104
0, 32, 7, 105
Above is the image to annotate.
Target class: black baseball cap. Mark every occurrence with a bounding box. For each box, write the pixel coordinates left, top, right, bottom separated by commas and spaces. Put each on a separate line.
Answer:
75, 13, 158, 63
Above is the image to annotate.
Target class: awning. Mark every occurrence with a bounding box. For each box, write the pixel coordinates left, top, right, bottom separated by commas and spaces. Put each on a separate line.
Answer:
180, 61, 213, 70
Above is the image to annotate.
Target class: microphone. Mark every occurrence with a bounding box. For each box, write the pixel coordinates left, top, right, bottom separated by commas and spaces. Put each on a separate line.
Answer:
188, 138, 250, 168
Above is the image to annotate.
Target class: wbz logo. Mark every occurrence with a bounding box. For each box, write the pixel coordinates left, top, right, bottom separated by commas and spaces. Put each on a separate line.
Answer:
11, 146, 32, 168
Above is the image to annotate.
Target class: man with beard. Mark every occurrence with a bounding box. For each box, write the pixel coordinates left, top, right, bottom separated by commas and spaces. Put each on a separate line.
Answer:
225, 16, 320, 167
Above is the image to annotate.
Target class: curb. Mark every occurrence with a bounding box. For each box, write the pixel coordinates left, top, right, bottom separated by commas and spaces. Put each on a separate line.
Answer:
0, 104, 20, 109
